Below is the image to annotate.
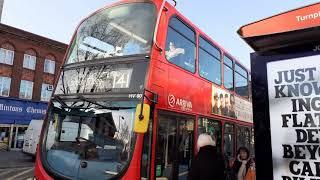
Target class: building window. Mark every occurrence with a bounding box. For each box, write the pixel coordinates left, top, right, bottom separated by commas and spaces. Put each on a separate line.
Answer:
0, 48, 14, 65
23, 54, 36, 70
224, 55, 234, 91
199, 37, 221, 84
235, 63, 248, 98
41, 83, 53, 101
0, 76, 11, 97
44, 59, 55, 74
165, 17, 196, 73
19, 80, 33, 99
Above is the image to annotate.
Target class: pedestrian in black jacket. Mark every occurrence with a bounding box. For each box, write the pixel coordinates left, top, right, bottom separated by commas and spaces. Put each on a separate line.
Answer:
188, 134, 225, 180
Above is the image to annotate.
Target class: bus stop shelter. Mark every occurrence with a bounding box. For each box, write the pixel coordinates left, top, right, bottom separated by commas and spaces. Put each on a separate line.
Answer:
238, 2, 320, 180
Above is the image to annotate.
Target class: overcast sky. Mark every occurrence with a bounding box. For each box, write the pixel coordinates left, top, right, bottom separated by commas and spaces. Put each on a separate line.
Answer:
2, 0, 319, 68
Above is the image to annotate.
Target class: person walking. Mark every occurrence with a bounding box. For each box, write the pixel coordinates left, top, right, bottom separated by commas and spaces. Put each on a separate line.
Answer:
232, 147, 255, 180
188, 134, 225, 180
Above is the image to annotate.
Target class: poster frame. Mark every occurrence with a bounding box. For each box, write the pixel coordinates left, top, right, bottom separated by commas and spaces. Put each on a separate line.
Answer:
250, 50, 320, 180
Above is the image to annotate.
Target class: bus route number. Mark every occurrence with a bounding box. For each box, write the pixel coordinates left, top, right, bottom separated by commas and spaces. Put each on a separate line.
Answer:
111, 69, 132, 88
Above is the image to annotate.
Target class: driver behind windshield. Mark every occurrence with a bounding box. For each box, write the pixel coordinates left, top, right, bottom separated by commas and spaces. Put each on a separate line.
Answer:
89, 114, 123, 161
94, 116, 116, 146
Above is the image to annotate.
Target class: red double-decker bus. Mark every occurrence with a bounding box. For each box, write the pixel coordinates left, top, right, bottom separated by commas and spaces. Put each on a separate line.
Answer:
35, 0, 253, 179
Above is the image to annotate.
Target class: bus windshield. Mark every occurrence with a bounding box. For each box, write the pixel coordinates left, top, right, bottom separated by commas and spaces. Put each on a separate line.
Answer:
66, 3, 156, 64
43, 97, 137, 179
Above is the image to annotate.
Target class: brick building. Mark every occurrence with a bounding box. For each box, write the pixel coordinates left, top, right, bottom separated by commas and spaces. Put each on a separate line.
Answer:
0, 23, 67, 150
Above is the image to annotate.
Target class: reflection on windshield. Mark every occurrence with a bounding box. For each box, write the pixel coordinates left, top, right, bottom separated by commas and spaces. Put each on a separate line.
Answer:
66, 3, 156, 64
44, 99, 136, 179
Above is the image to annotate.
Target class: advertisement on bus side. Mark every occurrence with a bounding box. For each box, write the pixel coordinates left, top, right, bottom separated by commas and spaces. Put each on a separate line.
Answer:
211, 85, 252, 122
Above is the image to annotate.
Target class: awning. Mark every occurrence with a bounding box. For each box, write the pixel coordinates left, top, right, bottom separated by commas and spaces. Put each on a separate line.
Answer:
238, 3, 320, 52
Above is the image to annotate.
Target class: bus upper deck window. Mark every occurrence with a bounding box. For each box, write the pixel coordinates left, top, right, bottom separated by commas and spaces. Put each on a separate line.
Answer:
235, 64, 248, 98
65, 3, 156, 64
199, 37, 221, 85
224, 55, 234, 91
165, 17, 195, 73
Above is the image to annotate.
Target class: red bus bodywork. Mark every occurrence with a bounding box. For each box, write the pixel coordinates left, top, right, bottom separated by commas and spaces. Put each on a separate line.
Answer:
35, 0, 253, 179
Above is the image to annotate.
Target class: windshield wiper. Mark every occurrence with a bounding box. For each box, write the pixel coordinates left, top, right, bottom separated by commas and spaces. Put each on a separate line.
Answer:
52, 94, 135, 110
52, 95, 92, 110
97, 106, 135, 110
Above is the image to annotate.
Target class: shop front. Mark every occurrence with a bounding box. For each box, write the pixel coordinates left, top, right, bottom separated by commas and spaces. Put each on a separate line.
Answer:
0, 98, 47, 151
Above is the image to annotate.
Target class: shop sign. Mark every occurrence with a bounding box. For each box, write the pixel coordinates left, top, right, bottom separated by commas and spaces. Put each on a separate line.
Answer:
0, 98, 48, 120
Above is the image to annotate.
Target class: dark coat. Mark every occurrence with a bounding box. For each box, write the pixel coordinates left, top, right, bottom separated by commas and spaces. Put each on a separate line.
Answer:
188, 145, 225, 180
233, 158, 253, 174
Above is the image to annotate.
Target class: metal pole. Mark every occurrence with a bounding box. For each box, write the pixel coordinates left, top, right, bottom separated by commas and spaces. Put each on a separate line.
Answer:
8, 124, 13, 151
14, 126, 18, 149
0, 0, 4, 22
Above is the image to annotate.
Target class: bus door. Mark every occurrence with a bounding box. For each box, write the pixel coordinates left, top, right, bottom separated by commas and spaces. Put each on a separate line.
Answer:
155, 112, 194, 180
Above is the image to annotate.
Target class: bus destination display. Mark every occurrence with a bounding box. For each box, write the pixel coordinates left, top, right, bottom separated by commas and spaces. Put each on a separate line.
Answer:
55, 67, 133, 95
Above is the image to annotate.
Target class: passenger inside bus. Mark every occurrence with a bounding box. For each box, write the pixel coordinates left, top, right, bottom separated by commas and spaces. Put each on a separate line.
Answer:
165, 21, 195, 73
155, 114, 194, 180
165, 42, 185, 61
223, 123, 235, 166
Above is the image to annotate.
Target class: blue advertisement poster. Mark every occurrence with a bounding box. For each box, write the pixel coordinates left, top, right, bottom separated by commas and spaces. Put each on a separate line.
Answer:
0, 97, 48, 125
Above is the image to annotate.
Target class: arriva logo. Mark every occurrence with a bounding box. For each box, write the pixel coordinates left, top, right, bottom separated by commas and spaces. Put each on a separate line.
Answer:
167, 94, 192, 111
168, 94, 176, 107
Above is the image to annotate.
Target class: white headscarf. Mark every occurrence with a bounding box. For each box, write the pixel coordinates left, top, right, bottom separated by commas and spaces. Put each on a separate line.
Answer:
197, 134, 216, 151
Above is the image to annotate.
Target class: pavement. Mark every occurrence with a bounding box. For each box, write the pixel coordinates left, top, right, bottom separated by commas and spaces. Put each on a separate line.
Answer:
0, 150, 35, 180
0, 167, 34, 180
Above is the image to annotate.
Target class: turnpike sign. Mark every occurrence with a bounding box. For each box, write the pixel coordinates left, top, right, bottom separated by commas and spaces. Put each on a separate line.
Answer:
267, 55, 320, 180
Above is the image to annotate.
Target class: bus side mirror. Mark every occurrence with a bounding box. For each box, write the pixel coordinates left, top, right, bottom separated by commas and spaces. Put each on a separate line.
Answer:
133, 104, 150, 133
